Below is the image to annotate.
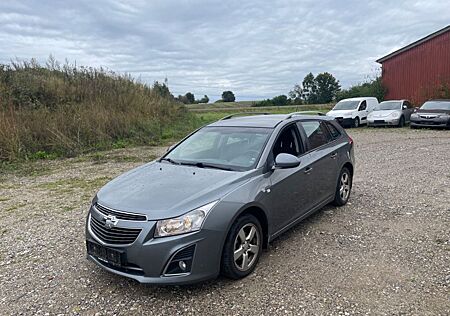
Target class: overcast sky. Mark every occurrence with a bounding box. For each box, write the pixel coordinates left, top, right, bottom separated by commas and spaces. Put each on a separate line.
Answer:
0, 1, 449, 101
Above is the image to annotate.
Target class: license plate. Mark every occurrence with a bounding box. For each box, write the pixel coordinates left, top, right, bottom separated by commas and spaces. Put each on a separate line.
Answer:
375, 120, 385, 123
87, 241, 123, 267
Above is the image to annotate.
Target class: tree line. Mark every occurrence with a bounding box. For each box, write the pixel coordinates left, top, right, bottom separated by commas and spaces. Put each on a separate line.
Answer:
254, 72, 386, 107
176, 90, 236, 104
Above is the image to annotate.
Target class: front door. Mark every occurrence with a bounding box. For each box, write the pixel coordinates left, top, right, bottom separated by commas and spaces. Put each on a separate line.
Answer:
259, 124, 314, 234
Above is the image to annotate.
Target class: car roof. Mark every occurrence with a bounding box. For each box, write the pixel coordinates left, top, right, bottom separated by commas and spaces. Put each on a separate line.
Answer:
207, 114, 333, 128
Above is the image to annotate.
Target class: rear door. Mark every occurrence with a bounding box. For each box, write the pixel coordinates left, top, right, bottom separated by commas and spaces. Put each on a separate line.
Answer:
297, 120, 340, 205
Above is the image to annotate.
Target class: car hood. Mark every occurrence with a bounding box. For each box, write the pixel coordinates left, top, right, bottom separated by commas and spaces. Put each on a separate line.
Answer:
370, 110, 398, 117
326, 110, 354, 117
96, 162, 253, 220
415, 109, 450, 115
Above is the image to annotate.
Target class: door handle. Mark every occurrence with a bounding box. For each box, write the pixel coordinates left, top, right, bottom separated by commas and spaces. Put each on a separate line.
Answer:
330, 152, 337, 159
304, 167, 313, 174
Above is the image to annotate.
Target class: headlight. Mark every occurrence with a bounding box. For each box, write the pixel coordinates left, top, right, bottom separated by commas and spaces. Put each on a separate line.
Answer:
411, 113, 419, 118
391, 112, 400, 118
155, 201, 218, 237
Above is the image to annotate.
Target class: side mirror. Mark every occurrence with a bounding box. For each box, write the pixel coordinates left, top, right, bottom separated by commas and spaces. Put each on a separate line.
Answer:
402, 105, 407, 109
166, 144, 176, 152
273, 153, 300, 169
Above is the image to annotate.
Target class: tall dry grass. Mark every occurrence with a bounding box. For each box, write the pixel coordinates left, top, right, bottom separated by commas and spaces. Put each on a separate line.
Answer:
0, 58, 193, 161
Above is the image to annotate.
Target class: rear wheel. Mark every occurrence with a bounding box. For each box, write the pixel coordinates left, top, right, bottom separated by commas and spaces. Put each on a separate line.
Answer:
353, 117, 360, 128
332, 167, 352, 206
221, 214, 262, 279
398, 116, 405, 127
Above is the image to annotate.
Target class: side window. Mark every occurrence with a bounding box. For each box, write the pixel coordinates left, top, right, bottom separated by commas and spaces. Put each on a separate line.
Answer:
359, 100, 367, 111
325, 122, 341, 140
272, 125, 302, 159
298, 121, 332, 150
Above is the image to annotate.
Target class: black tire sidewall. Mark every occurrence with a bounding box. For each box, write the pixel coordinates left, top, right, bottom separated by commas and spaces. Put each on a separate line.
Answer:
221, 214, 263, 279
354, 117, 359, 128
399, 116, 405, 127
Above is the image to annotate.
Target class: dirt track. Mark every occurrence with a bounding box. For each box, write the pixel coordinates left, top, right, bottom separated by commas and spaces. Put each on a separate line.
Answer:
0, 128, 449, 315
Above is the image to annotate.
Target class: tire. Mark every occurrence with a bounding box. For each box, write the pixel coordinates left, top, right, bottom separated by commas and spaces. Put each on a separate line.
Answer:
353, 117, 360, 128
221, 214, 263, 279
398, 116, 405, 128
332, 167, 352, 206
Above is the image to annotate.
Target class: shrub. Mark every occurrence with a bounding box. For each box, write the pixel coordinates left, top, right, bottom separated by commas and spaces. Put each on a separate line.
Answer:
336, 76, 386, 102
0, 58, 192, 161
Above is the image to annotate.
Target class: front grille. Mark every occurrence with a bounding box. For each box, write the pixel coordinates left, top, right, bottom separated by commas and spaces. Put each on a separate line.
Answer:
90, 215, 142, 245
94, 203, 147, 221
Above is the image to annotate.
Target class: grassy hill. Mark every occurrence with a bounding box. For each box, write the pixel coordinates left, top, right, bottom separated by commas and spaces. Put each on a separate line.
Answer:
0, 60, 196, 161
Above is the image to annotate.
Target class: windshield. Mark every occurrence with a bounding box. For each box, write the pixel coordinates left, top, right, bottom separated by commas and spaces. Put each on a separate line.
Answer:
375, 101, 402, 111
421, 101, 450, 110
332, 100, 360, 110
164, 126, 272, 171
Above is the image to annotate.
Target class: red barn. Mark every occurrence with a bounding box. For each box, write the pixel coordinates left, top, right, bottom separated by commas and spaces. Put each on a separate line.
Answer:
376, 25, 450, 105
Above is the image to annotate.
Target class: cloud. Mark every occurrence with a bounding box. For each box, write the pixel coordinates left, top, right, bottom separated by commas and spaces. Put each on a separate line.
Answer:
0, 0, 449, 100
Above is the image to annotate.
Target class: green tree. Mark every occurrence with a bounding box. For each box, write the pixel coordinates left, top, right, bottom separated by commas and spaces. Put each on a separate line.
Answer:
336, 76, 386, 102
197, 95, 209, 103
315, 72, 341, 103
185, 92, 195, 104
221, 91, 235, 102
290, 72, 340, 104
302, 72, 316, 103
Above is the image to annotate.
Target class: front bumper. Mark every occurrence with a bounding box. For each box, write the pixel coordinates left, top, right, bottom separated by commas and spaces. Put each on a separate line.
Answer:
85, 206, 223, 284
367, 118, 400, 126
334, 117, 354, 127
410, 117, 450, 128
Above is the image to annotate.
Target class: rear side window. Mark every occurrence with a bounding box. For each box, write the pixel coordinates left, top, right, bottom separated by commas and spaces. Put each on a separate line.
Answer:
325, 122, 341, 140
298, 121, 331, 150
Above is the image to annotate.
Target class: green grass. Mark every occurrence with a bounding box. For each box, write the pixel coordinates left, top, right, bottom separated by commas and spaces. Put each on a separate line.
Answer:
186, 100, 258, 110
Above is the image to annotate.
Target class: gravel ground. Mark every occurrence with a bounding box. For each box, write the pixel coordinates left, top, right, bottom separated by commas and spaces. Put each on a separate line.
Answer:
0, 128, 449, 316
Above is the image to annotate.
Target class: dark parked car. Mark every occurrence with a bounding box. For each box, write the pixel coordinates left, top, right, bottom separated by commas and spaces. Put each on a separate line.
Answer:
410, 100, 450, 128
86, 112, 355, 284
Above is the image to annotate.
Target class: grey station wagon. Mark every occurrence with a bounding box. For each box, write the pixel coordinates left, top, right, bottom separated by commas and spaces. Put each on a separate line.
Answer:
86, 112, 355, 284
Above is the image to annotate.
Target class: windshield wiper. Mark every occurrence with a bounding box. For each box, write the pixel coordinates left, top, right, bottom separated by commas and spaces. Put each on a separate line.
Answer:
160, 157, 180, 165
179, 161, 235, 171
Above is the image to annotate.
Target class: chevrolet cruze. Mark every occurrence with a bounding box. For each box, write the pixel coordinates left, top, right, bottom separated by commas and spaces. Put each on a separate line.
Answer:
86, 112, 355, 284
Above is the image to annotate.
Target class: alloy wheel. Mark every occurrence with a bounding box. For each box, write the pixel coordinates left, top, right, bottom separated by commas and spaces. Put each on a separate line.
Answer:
339, 172, 351, 201
233, 223, 260, 271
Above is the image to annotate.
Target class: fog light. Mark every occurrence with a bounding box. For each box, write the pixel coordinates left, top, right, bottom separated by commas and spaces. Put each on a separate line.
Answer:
179, 260, 187, 271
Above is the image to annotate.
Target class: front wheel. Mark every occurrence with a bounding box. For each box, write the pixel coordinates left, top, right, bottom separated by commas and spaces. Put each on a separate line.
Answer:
221, 214, 262, 279
332, 167, 352, 206
398, 116, 405, 127
353, 117, 360, 128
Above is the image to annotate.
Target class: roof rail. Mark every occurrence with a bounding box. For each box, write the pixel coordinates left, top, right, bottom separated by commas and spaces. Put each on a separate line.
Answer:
285, 111, 326, 119
220, 112, 271, 120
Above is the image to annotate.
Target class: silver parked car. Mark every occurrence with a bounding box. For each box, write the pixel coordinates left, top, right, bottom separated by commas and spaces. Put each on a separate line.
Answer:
85, 112, 355, 285
367, 100, 414, 127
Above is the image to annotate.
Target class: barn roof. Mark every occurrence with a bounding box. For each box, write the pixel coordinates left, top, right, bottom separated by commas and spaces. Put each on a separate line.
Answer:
376, 25, 450, 63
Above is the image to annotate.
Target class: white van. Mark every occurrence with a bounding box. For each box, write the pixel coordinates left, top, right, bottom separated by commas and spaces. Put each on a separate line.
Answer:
326, 97, 379, 127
